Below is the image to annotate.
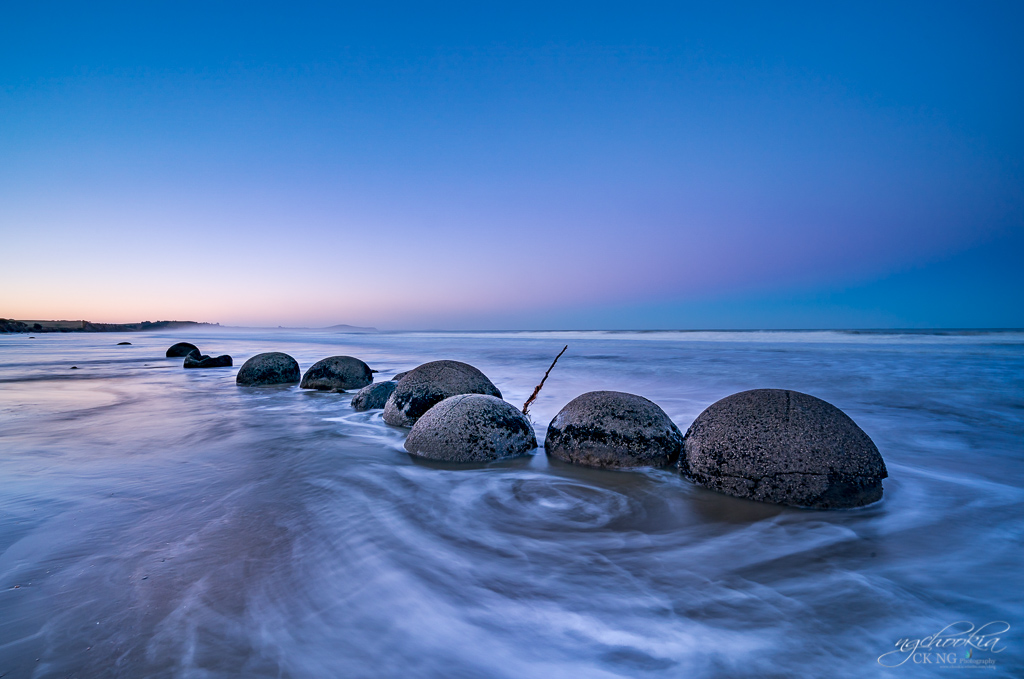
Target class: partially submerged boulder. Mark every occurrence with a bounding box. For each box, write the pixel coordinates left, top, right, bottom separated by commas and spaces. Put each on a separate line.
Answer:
545, 391, 683, 469
405, 394, 537, 462
236, 352, 300, 386
300, 356, 374, 391
166, 342, 200, 358
117, 341, 132, 345
184, 354, 232, 369
382, 360, 502, 427
351, 381, 397, 411
680, 389, 887, 509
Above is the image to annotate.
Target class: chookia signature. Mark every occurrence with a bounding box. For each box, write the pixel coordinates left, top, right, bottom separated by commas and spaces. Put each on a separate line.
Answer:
877, 621, 1009, 667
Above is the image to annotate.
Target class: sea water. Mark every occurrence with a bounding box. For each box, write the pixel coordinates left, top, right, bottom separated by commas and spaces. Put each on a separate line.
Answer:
0, 330, 1021, 678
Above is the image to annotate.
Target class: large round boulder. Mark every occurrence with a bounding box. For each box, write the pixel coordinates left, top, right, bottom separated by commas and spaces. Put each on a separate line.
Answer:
236, 352, 300, 386
166, 342, 200, 358
405, 394, 537, 462
680, 389, 887, 509
382, 360, 501, 427
351, 381, 397, 411
300, 356, 373, 391
545, 391, 683, 469
184, 354, 232, 369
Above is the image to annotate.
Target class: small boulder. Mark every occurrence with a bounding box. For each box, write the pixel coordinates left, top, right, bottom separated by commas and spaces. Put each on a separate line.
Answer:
300, 356, 374, 391
545, 391, 683, 469
405, 394, 537, 462
117, 341, 132, 346
166, 342, 200, 358
680, 389, 887, 509
382, 360, 502, 427
391, 371, 410, 382
236, 352, 300, 386
351, 381, 397, 411
184, 354, 233, 369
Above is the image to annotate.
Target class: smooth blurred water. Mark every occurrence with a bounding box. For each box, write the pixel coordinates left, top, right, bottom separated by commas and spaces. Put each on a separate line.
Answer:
1, 329, 1022, 678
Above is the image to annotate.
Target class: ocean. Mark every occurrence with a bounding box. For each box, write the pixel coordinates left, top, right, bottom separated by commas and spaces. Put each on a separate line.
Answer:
1, 329, 1021, 678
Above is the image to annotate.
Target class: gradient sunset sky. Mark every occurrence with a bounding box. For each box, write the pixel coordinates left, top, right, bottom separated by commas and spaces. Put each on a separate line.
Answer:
2, 2, 1022, 330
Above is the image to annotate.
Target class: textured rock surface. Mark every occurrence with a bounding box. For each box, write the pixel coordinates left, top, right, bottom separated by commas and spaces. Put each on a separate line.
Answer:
545, 391, 683, 468
405, 394, 537, 462
184, 354, 232, 369
351, 381, 397, 411
382, 360, 501, 427
300, 356, 374, 391
236, 352, 300, 386
681, 389, 887, 509
391, 371, 410, 382
166, 342, 200, 358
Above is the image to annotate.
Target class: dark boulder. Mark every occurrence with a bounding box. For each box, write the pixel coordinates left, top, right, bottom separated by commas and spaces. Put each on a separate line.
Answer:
117, 341, 132, 345
382, 360, 502, 427
680, 389, 887, 509
351, 381, 397, 411
545, 391, 683, 469
236, 352, 300, 386
391, 371, 410, 382
300, 356, 373, 391
405, 394, 537, 462
184, 354, 233, 369
166, 342, 200, 358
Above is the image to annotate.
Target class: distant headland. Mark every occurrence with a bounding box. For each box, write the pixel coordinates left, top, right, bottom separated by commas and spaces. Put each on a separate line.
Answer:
0, 319, 220, 334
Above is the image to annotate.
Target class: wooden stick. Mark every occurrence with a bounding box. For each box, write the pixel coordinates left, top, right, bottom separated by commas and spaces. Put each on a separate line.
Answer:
523, 345, 568, 416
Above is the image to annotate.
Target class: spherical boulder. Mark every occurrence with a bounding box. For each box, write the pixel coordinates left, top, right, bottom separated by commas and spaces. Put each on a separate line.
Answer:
236, 352, 300, 386
184, 354, 233, 369
166, 342, 200, 358
545, 391, 683, 469
680, 389, 887, 509
351, 381, 397, 411
405, 394, 537, 462
300, 356, 373, 391
382, 360, 501, 427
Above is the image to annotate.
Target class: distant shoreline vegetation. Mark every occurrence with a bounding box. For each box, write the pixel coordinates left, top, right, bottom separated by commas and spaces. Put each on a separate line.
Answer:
0, 319, 219, 334
1, 321, 1019, 336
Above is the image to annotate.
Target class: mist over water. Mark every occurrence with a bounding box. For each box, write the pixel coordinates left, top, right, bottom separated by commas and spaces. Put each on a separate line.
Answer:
1, 330, 1022, 678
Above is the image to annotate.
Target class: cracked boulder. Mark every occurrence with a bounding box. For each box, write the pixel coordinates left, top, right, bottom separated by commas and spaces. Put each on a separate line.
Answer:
300, 356, 374, 391
545, 391, 683, 468
236, 352, 300, 386
351, 381, 397, 411
681, 389, 887, 509
383, 360, 502, 427
184, 353, 232, 368
405, 394, 537, 462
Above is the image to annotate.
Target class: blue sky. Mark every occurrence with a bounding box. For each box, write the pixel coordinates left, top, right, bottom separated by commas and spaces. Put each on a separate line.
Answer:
1, 2, 1021, 328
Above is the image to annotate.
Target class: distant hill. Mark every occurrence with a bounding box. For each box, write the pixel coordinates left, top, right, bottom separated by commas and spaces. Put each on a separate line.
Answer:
0, 319, 219, 334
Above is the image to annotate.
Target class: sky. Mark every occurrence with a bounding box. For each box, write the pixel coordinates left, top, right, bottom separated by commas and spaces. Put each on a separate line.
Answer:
1, 2, 1022, 330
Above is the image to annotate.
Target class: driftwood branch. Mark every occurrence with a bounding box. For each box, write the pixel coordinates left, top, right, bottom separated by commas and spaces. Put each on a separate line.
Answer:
522, 345, 568, 416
